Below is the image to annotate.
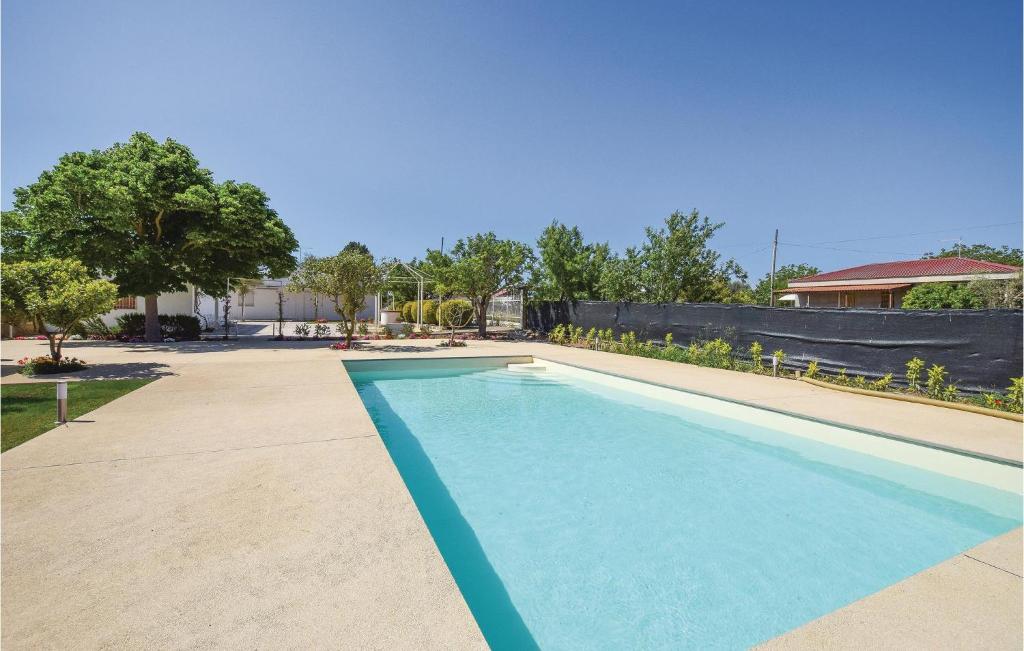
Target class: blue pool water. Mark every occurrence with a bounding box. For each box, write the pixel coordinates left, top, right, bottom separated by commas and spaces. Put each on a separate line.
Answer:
349, 361, 1022, 650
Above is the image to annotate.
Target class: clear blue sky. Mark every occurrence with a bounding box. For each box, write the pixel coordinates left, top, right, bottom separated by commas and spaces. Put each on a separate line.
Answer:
3, 0, 1021, 280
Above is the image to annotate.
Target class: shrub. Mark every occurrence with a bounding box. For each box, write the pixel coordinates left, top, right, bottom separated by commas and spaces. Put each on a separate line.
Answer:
313, 319, 331, 339
401, 301, 417, 323
618, 331, 639, 355
18, 355, 87, 375
400, 323, 415, 337
836, 368, 849, 385
421, 299, 438, 325
570, 325, 584, 345
164, 314, 201, 340
585, 327, 597, 348
771, 349, 786, 371
549, 324, 567, 345
925, 364, 946, 399
905, 357, 925, 392
78, 316, 114, 337
688, 339, 733, 369
1007, 378, 1023, 413
941, 384, 959, 402
869, 373, 893, 391
116, 313, 146, 336
805, 360, 819, 379
293, 322, 311, 337
664, 333, 674, 348
852, 375, 867, 388
901, 283, 983, 310
357, 320, 369, 335
437, 299, 473, 328
749, 342, 764, 373
116, 313, 201, 340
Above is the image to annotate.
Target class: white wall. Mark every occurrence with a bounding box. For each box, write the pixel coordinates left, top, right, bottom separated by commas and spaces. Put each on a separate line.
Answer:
211, 290, 378, 323
100, 290, 194, 327
101, 287, 379, 329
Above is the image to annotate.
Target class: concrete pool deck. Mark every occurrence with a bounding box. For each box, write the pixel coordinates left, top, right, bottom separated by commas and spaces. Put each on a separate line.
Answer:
1, 337, 1021, 648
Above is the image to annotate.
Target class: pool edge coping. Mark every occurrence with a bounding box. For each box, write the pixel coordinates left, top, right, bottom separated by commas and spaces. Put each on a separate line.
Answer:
534, 356, 1024, 469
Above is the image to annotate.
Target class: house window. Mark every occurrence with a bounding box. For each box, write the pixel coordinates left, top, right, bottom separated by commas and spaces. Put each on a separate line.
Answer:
115, 296, 137, 310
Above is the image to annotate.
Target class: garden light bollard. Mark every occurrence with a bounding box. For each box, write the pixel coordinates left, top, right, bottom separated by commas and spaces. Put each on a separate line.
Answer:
56, 381, 68, 424
772, 356, 778, 377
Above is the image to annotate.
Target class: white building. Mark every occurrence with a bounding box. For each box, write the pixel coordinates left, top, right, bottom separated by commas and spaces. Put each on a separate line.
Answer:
100, 280, 378, 328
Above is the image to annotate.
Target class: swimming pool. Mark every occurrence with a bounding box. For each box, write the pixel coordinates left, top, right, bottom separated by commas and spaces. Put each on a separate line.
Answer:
347, 357, 1022, 650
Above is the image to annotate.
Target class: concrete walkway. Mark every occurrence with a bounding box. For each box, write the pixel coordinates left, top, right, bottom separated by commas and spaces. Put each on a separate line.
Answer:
2, 337, 1021, 648
1, 340, 486, 649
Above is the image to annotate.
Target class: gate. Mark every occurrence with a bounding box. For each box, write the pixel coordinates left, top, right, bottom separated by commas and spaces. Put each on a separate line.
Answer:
487, 289, 524, 329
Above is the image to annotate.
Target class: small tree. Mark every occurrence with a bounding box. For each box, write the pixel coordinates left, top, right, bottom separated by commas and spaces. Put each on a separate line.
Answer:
288, 255, 329, 320
235, 279, 261, 320
1, 258, 118, 361
275, 290, 287, 340
437, 299, 474, 346
425, 232, 533, 336
321, 250, 384, 345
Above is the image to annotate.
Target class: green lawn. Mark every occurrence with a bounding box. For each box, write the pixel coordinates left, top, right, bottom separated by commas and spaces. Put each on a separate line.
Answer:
1, 379, 154, 452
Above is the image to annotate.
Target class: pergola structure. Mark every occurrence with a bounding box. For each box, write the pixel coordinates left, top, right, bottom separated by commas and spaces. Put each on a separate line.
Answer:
375, 262, 432, 329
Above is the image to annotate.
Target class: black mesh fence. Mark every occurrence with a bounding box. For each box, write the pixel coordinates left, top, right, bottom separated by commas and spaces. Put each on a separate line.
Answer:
526, 301, 1023, 393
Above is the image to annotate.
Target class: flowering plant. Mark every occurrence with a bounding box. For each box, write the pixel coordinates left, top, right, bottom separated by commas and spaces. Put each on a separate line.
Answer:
18, 355, 88, 375
329, 342, 348, 350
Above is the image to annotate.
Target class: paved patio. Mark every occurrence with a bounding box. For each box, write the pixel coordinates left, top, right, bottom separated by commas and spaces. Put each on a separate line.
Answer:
1, 337, 1021, 648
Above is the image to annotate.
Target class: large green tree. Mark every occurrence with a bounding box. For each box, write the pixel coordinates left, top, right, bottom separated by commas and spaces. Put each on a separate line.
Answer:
425, 232, 533, 336
600, 210, 741, 303
7, 133, 298, 341
752, 263, 820, 305
598, 247, 645, 301
1, 258, 118, 361
924, 244, 1023, 266
534, 220, 609, 301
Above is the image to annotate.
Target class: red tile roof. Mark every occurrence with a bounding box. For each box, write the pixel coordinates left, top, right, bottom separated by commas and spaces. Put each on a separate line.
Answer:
776, 283, 911, 293
791, 258, 1020, 283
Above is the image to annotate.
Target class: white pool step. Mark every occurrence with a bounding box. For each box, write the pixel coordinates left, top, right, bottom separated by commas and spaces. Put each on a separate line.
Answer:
506, 361, 549, 373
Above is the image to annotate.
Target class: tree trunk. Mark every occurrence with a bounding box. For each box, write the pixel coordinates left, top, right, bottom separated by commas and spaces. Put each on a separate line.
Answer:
48, 334, 60, 362
144, 294, 161, 342
344, 309, 354, 345
476, 300, 488, 337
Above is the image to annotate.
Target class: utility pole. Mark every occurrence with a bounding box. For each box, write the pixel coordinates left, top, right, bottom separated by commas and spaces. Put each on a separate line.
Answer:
769, 229, 779, 307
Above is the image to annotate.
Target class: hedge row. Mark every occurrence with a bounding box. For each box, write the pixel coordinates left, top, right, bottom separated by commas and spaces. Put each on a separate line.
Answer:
116, 313, 202, 340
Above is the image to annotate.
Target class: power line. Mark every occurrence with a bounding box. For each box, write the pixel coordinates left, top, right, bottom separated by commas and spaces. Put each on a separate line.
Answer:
791, 220, 1021, 246
779, 242, 925, 256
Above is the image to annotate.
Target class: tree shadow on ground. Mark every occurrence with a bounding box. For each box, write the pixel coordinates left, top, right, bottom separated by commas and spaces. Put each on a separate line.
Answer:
57, 339, 312, 355
1, 361, 173, 382
352, 344, 444, 353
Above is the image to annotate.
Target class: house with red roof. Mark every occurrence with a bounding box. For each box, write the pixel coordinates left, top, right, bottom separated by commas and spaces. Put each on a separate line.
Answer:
779, 258, 1021, 308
